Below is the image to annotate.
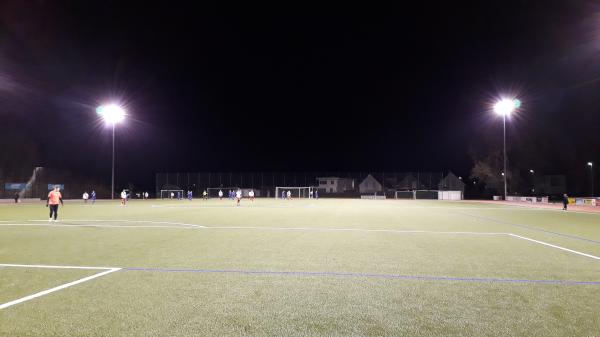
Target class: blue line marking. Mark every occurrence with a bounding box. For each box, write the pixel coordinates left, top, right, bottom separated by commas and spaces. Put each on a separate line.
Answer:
123, 267, 600, 286
458, 212, 600, 245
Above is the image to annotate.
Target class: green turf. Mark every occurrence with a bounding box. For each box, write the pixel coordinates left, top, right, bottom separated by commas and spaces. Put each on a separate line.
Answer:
1, 199, 599, 336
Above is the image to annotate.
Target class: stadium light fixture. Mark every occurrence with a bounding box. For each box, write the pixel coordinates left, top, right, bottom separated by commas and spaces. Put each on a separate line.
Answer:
588, 162, 594, 197
529, 169, 534, 174
97, 104, 126, 199
493, 97, 520, 200
97, 104, 125, 125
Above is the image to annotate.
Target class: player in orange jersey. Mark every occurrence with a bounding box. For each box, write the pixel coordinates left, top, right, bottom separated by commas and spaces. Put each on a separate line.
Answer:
46, 185, 64, 222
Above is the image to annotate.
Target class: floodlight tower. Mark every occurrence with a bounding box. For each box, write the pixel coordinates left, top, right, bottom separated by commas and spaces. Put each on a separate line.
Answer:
493, 98, 520, 200
97, 104, 125, 199
588, 162, 594, 197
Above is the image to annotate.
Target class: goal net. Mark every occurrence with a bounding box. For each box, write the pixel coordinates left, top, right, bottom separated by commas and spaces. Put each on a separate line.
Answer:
160, 189, 184, 199
275, 186, 312, 199
415, 190, 439, 199
394, 190, 415, 199
206, 187, 240, 199
395, 190, 463, 200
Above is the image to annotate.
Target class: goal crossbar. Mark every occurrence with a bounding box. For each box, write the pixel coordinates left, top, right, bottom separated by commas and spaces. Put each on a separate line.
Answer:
275, 186, 313, 199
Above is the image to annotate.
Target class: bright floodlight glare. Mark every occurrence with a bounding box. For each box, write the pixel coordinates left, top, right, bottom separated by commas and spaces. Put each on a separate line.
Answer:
588, 162, 594, 167
97, 104, 125, 124
529, 169, 534, 173
493, 99, 517, 116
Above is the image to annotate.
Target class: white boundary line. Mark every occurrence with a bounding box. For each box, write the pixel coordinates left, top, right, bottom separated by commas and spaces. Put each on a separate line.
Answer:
1, 221, 504, 235
0, 264, 121, 310
201, 226, 508, 235
509, 234, 600, 261
28, 219, 197, 226
0, 223, 202, 229
0, 263, 118, 270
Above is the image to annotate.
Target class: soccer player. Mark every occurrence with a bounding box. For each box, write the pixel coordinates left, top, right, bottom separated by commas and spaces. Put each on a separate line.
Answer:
287, 190, 291, 200
187, 190, 193, 201
170, 192, 174, 199
562, 193, 569, 211
281, 190, 285, 199
121, 190, 127, 205
315, 190, 319, 199
144, 191, 149, 200
249, 189, 255, 202
46, 185, 63, 222
91, 190, 96, 204
218, 189, 223, 200
203, 190, 208, 200
83, 191, 89, 204
236, 189, 242, 206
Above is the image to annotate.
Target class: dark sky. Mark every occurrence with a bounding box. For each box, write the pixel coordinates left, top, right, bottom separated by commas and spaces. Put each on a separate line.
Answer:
1, 1, 600, 191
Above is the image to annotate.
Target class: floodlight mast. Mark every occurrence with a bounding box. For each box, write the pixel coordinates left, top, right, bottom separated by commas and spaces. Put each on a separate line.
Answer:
588, 162, 594, 197
97, 104, 125, 199
493, 98, 518, 200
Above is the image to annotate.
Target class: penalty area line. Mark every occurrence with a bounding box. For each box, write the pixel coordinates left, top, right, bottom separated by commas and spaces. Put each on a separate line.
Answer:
0, 266, 121, 310
509, 234, 600, 261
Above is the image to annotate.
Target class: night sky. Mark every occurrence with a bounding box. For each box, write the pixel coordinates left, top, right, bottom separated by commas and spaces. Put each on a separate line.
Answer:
1, 1, 600, 191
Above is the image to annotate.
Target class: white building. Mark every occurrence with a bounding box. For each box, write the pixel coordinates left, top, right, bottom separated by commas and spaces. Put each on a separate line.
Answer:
359, 174, 383, 194
317, 177, 354, 193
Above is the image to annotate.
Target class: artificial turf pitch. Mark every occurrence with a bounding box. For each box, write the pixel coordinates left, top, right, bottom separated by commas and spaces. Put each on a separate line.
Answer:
0, 198, 599, 337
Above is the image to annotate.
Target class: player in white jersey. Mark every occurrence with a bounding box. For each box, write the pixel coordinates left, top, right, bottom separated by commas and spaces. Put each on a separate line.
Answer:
236, 189, 242, 206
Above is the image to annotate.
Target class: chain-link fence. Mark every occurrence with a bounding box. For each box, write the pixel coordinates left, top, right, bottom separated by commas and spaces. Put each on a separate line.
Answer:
155, 171, 449, 198
1, 168, 111, 200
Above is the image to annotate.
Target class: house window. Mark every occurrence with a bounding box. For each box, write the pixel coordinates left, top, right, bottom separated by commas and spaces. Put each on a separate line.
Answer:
330, 180, 334, 185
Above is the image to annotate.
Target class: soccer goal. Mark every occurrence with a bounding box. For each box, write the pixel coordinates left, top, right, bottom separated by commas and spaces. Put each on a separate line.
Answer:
206, 187, 240, 199
395, 190, 415, 199
275, 186, 313, 199
160, 189, 184, 199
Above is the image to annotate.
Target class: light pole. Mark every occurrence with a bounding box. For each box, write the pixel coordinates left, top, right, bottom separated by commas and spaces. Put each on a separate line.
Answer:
97, 104, 125, 199
493, 98, 520, 200
529, 169, 535, 195
588, 162, 594, 197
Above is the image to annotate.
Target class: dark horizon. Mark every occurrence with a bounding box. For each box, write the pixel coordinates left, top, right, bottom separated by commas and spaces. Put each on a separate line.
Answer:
1, 1, 600, 194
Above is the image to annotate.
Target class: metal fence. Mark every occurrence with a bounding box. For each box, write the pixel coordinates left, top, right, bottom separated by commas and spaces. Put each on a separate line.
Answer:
1, 168, 111, 200
155, 171, 447, 198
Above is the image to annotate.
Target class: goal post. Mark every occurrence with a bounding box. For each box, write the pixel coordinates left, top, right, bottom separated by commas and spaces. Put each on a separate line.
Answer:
275, 186, 313, 199
395, 190, 415, 199
160, 189, 184, 199
206, 187, 240, 199
394, 190, 463, 200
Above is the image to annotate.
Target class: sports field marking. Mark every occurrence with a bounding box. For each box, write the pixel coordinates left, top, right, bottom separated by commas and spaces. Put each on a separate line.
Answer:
28, 219, 198, 226
457, 212, 600, 245
1, 221, 504, 235
0, 223, 202, 229
123, 266, 600, 285
0, 264, 121, 310
509, 234, 600, 260
201, 226, 508, 235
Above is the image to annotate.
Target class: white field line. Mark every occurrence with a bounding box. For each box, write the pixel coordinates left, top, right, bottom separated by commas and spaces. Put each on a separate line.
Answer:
201, 226, 508, 235
3, 220, 505, 236
0, 266, 121, 310
0, 223, 203, 229
0, 263, 119, 270
28, 219, 197, 226
509, 234, 600, 261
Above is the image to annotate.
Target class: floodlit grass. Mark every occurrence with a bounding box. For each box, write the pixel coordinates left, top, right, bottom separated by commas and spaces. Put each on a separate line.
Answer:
0, 198, 599, 336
